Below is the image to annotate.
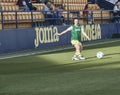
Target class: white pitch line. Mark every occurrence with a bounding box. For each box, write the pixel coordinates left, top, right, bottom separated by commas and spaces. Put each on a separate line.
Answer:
84, 39, 120, 47
0, 39, 119, 60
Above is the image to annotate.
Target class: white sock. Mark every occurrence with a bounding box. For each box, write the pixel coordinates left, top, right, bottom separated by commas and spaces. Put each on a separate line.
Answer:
73, 54, 77, 58
78, 54, 82, 57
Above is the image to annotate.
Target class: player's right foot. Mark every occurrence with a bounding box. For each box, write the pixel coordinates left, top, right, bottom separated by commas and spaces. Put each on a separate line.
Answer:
72, 57, 79, 60
79, 56, 86, 60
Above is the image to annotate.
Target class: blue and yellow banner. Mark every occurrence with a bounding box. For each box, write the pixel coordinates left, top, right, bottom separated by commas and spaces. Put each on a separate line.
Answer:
0, 23, 119, 53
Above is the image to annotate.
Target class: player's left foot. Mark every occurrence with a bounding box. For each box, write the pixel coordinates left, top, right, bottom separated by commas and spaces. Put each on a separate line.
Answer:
72, 57, 79, 60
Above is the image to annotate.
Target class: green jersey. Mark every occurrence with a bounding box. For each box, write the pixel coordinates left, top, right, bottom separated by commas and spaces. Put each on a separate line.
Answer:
71, 25, 81, 41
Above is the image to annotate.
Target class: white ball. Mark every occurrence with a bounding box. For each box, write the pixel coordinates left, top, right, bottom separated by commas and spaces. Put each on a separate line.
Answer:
96, 51, 104, 59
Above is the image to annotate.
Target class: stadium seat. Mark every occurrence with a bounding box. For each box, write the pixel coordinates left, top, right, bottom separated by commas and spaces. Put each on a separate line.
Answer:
32, 3, 44, 11
1, 11, 44, 29
17, 12, 44, 28
2, 11, 16, 29
63, 0, 87, 4
17, 12, 32, 22
93, 11, 110, 19
3, 12, 15, 22
1, 5, 19, 11
89, 4, 100, 10
92, 11, 110, 23
0, 0, 17, 3
64, 4, 86, 11
32, 12, 44, 22
53, 0, 63, 4
0, 3, 16, 6
53, 0, 88, 5
62, 11, 73, 19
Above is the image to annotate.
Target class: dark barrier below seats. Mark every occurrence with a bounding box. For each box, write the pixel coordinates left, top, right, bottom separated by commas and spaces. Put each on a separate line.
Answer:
0, 23, 120, 53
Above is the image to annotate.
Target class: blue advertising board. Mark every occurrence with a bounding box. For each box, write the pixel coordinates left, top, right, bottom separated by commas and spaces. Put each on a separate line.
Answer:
0, 24, 119, 53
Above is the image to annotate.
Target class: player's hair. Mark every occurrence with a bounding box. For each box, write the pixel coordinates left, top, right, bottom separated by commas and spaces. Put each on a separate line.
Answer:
72, 17, 80, 25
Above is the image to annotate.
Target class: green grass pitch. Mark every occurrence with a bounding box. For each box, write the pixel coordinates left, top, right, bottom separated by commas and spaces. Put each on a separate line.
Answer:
0, 40, 120, 95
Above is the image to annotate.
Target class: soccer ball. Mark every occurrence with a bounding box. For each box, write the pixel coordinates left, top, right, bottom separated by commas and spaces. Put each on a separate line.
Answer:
96, 51, 104, 59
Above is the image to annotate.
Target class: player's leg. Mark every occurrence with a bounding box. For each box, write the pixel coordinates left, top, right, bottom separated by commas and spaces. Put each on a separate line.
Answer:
71, 40, 85, 60
74, 44, 85, 59
74, 44, 81, 56
77, 44, 85, 60
71, 40, 80, 60
72, 44, 80, 60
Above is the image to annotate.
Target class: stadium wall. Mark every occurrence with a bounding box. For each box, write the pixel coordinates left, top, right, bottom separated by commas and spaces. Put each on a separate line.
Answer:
0, 23, 120, 53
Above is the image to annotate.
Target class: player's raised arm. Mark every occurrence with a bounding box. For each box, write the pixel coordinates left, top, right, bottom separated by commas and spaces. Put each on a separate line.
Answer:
81, 26, 91, 41
58, 26, 72, 36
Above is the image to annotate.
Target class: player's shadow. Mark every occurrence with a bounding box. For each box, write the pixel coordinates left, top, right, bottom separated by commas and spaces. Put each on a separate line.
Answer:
86, 56, 112, 60
86, 52, 120, 60
105, 52, 120, 56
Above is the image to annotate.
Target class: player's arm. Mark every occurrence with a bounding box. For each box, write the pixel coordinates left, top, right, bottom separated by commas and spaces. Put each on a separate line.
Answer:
58, 26, 72, 36
58, 29, 68, 36
81, 27, 91, 41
